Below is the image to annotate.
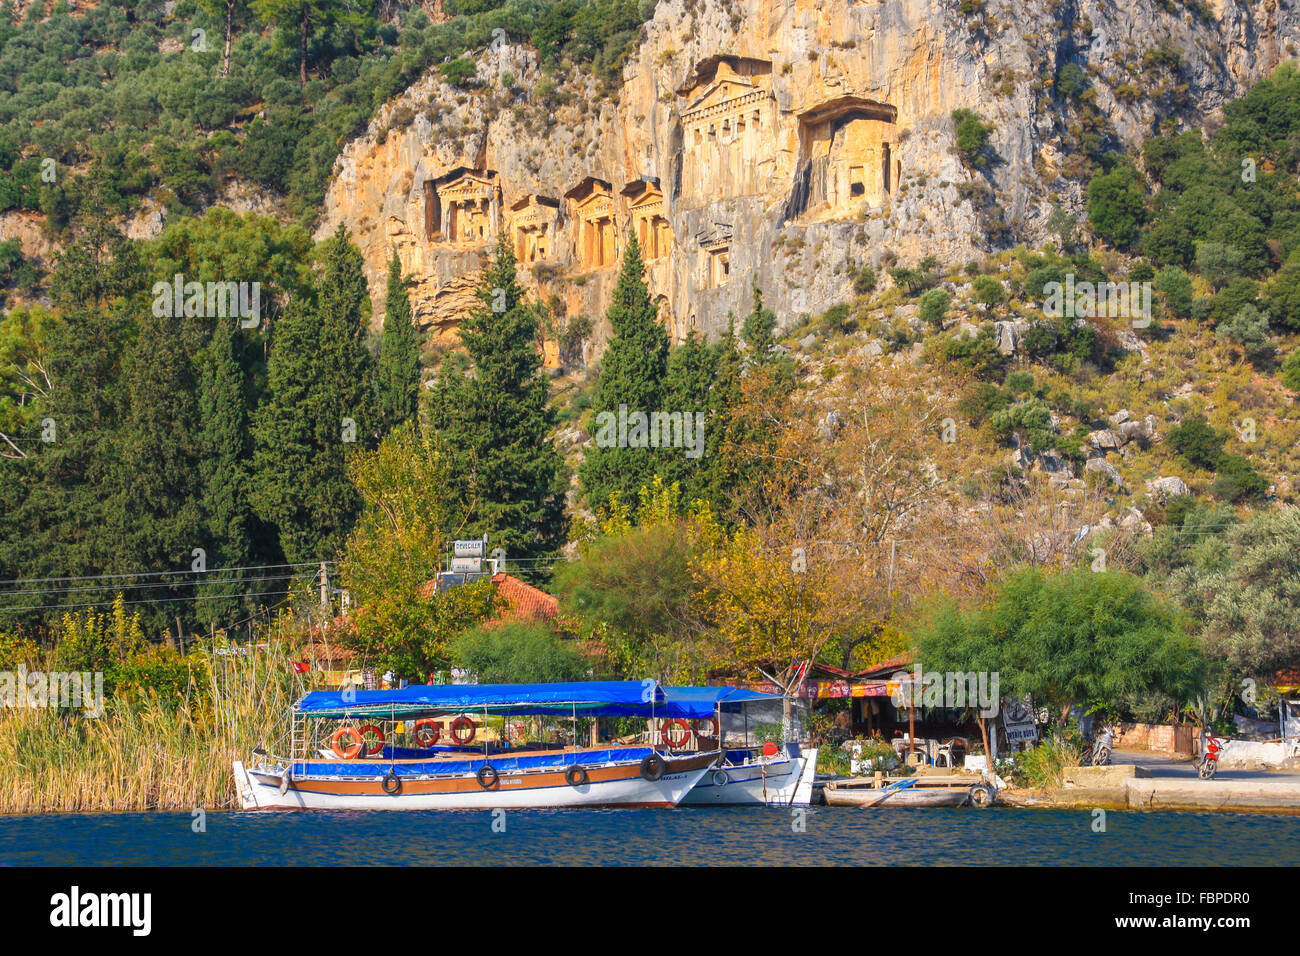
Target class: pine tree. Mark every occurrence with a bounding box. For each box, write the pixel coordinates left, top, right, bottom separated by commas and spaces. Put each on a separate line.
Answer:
376, 249, 421, 434
579, 234, 670, 515
426, 234, 567, 572
252, 225, 377, 565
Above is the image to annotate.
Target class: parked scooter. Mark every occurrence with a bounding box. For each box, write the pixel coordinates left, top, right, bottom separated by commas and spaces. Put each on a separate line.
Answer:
1197, 731, 1222, 780
1082, 724, 1114, 767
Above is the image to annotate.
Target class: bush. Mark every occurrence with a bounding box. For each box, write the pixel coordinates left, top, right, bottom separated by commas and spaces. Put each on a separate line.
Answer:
1215, 304, 1272, 364
1167, 415, 1225, 469
918, 287, 952, 330
1005, 737, 1084, 789
1281, 348, 1300, 391
1153, 265, 1195, 318
1211, 454, 1268, 502
1086, 160, 1146, 248
930, 325, 1007, 380
853, 266, 877, 296
951, 108, 994, 166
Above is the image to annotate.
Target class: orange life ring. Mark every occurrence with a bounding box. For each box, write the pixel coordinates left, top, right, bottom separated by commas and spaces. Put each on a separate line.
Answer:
413, 718, 440, 748
660, 718, 693, 749
358, 723, 385, 756
694, 717, 720, 739
330, 726, 364, 760
450, 715, 477, 745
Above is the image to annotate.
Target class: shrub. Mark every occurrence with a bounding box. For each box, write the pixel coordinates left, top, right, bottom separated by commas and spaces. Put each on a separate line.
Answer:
1167, 415, 1225, 469
1281, 348, 1300, 391
918, 287, 952, 330
1215, 304, 1272, 364
1086, 160, 1146, 247
853, 266, 877, 296
952, 108, 994, 166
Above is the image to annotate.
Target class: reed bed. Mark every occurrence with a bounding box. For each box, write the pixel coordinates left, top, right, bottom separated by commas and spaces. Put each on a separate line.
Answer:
0, 639, 299, 813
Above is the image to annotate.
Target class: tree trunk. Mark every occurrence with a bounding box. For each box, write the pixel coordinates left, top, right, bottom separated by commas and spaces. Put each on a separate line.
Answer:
220, 0, 233, 79
299, 6, 309, 87
977, 714, 990, 779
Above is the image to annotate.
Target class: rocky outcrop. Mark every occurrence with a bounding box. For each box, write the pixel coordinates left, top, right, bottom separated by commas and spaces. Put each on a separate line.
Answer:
317, 0, 1300, 355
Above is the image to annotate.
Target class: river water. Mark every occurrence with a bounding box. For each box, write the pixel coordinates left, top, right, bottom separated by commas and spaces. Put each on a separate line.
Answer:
2, 806, 1298, 865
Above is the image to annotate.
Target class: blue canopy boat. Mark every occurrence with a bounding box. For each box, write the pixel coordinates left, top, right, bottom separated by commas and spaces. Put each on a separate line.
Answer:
234, 681, 757, 811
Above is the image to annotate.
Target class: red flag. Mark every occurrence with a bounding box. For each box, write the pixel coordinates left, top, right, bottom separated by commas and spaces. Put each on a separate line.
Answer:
290, 661, 310, 674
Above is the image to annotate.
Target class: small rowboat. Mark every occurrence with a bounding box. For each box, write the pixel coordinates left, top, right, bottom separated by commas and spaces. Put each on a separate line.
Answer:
823, 776, 996, 808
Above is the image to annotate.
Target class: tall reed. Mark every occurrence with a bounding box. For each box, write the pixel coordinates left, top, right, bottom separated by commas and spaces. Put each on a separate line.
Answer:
0, 639, 299, 813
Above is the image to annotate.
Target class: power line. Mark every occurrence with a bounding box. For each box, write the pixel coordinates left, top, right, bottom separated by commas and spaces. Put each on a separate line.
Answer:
0, 571, 305, 599
0, 589, 301, 614
0, 561, 332, 587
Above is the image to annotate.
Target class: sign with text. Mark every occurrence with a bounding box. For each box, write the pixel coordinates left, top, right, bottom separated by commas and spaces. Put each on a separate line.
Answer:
1002, 698, 1039, 743
454, 540, 486, 558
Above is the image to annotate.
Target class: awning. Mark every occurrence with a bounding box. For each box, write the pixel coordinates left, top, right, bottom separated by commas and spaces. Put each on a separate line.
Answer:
295, 681, 777, 720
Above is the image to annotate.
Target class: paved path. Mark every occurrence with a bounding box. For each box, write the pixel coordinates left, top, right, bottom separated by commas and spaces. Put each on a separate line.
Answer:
1115, 748, 1300, 784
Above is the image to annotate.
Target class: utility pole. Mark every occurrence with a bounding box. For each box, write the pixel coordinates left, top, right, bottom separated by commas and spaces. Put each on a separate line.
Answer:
319, 562, 329, 614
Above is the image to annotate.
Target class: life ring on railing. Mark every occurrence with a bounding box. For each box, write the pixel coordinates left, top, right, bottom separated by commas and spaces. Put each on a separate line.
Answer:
413, 718, 440, 749
358, 723, 385, 756
659, 718, 693, 749
330, 726, 364, 760
450, 716, 477, 745
476, 764, 499, 789
694, 717, 720, 739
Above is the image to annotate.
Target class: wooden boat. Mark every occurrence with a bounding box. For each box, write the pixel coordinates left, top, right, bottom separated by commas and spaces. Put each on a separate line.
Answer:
823, 775, 996, 808
824, 784, 970, 808
235, 681, 741, 811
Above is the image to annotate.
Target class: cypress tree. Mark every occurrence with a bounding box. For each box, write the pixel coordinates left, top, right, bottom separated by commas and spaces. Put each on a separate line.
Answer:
252, 224, 377, 565
11, 171, 144, 621
426, 234, 567, 572
578, 234, 670, 515
196, 313, 260, 627
109, 293, 209, 634
659, 330, 716, 501
376, 249, 421, 434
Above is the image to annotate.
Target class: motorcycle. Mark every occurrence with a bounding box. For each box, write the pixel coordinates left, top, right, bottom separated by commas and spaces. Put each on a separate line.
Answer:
1080, 724, 1114, 767
1197, 731, 1222, 780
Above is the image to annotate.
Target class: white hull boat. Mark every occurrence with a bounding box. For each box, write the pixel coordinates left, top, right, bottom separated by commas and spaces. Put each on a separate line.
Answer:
680, 745, 819, 806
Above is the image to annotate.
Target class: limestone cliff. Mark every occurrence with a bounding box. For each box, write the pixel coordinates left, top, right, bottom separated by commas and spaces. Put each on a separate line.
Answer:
316, 0, 1297, 358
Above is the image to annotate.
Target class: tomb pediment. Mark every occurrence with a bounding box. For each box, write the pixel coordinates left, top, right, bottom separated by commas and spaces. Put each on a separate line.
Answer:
682, 78, 762, 119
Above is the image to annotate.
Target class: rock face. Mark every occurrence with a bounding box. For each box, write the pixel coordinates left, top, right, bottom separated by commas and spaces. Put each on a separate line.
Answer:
317, 0, 1298, 356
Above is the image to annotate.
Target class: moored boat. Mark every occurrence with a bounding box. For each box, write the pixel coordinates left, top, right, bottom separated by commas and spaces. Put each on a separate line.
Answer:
823, 776, 997, 808
234, 681, 726, 811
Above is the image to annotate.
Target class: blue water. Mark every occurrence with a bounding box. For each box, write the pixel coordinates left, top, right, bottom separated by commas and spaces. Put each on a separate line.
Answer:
1, 807, 1298, 865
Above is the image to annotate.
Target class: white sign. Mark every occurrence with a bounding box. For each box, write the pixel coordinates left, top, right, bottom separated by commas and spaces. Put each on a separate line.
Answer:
1001, 697, 1039, 743
449, 557, 482, 573
454, 540, 486, 557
